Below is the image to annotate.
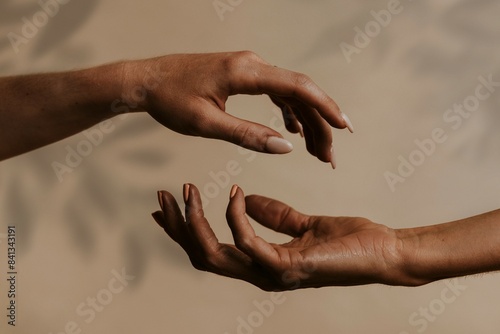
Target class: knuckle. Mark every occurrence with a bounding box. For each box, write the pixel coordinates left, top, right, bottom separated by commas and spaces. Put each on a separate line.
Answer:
294, 73, 312, 87
186, 206, 205, 223
223, 51, 261, 73
231, 123, 258, 148
236, 50, 261, 62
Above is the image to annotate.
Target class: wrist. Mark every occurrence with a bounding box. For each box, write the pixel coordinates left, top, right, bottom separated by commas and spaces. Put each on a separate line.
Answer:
66, 61, 130, 120
395, 211, 500, 284
393, 228, 433, 287
120, 58, 163, 113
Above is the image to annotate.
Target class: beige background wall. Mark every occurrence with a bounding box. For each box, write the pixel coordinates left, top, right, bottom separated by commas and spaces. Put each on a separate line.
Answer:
1, 0, 500, 333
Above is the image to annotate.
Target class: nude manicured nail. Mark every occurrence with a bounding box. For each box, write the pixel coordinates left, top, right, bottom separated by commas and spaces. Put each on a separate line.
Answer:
330, 145, 337, 169
266, 137, 293, 154
230, 184, 238, 199
183, 184, 190, 203
341, 112, 354, 133
157, 191, 164, 210
298, 124, 304, 138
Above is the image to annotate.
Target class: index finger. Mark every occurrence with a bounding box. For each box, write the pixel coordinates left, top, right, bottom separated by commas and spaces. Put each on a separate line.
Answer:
226, 185, 281, 268
228, 57, 351, 131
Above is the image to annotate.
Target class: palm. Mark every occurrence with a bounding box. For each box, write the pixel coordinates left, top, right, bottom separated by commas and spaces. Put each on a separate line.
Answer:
284, 216, 391, 259
241, 197, 400, 288
156, 185, 400, 291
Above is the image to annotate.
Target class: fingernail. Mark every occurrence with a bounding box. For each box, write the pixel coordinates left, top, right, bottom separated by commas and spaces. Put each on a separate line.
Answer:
330, 145, 337, 169
266, 136, 293, 154
157, 191, 164, 210
183, 184, 190, 203
230, 184, 238, 199
341, 112, 354, 133
298, 124, 304, 138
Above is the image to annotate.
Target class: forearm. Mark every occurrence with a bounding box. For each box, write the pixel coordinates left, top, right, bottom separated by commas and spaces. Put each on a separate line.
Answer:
0, 62, 132, 160
398, 209, 500, 285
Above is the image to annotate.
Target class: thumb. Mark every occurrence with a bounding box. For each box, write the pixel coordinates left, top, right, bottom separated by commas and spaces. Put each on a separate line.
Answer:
202, 106, 294, 154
